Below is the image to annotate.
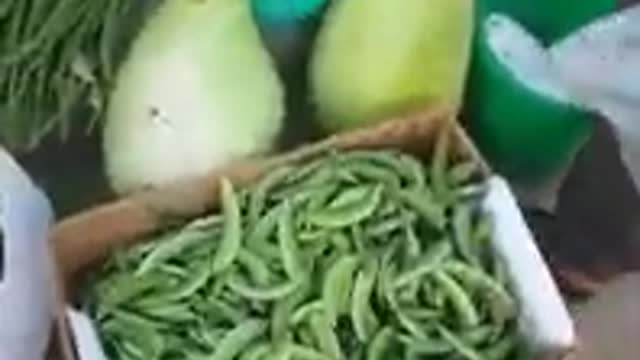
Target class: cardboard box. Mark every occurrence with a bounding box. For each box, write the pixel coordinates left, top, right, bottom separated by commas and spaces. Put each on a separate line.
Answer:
49, 107, 576, 360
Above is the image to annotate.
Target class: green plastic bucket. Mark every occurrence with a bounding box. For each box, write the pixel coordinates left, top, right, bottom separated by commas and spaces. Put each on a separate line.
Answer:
464, 0, 615, 183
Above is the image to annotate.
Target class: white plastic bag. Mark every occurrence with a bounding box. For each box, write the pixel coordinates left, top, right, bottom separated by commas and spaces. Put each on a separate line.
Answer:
550, 4, 640, 193
0, 148, 55, 360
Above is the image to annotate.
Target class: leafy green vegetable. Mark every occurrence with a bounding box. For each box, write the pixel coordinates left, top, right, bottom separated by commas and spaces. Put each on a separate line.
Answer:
0, 0, 161, 152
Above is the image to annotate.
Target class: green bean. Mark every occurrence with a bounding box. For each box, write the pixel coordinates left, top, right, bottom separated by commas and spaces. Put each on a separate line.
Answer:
157, 263, 188, 278
309, 313, 344, 360
273, 165, 335, 201
376, 241, 399, 306
165, 259, 211, 300
306, 183, 341, 211
431, 270, 480, 328
335, 166, 361, 184
247, 201, 281, 239
403, 223, 421, 259
366, 326, 395, 360
483, 334, 517, 359
107, 308, 169, 332
99, 0, 120, 81
272, 183, 337, 209
119, 339, 145, 360
287, 343, 333, 360
393, 188, 446, 230
271, 281, 311, 345
103, 337, 133, 360
237, 249, 273, 286
350, 224, 366, 254
249, 166, 294, 224
382, 266, 429, 341
452, 204, 478, 265
135, 226, 214, 276
351, 258, 380, 341
403, 307, 441, 321
137, 302, 196, 323
455, 184, 488, 201
303, 240, 331, 264
210, 319, 267, 360
190, 326, 226, 348
209, 269, 234, 298
212, 178, 243, 274
393, 241, 452, 289
329, 231, 353, 253
394, 308, 430, 340
297, 228, 330, 243
0, 1, 14, 21
431, 127, 452, 202
307, 185, 383, 229
436, 324, 484, 360
271, 300, 293, 346
376, 198, 400, 218
449, 161, 479, 185
240, 343, 272, 360
278, 200, 305, 280
291, 300, 324, 326
281, 158, 326, 185
397, 153, 428, 189
322, 255, 360, 326
397, 279, 420, 304
227, 274, 301, 301
365, 213, 414, 238
246, 203, 283, 260
460, 325, 495, 346
492, 255, 509, 287
338, 150, 421, 187
329, 186, 375, 208
339, 160, 402, 188
473, 217, 493, 248
442, 260, 516, 323
397, 333, 453, 355
204, 298, 248, 325
98, 272, 172, 307
296, 326, 316, 347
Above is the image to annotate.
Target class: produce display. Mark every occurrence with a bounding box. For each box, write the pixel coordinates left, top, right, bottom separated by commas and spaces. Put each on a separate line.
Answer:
4, 0, 633, 358
84, 135, 523, 360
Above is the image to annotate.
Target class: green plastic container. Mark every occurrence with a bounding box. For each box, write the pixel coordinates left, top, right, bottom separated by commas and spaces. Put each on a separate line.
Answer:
464, 0, 614, 183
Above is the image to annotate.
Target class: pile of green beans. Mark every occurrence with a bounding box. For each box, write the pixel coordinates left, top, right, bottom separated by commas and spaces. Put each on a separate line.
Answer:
86, 138, 523, 360
0, 0, 161, 151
